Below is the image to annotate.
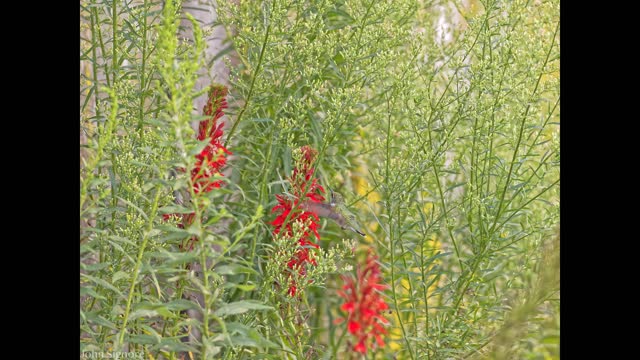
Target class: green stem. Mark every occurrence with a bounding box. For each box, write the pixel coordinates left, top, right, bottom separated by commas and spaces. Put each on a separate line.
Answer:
117, 187, 163, 348
137, 0, 148, 134
489, 19, 559, 235
92, 2, 110, 87
431, 163, 463, 271
89, 2, 101, 120
244, 127, 276, 291
112, 0, 118, 81
384, 95, 415, 360
200, 249, 211, 357
224, 0, 273, 147
416, 206, 431, 360
332, 328, 347, 359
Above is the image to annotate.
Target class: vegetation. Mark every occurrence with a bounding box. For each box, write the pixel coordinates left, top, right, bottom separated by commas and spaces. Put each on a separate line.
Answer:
80, 0, 559, 359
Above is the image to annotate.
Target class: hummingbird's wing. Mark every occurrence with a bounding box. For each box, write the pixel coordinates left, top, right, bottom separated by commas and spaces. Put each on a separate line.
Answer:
302, 200, 366, 237
301, 201, 333, 218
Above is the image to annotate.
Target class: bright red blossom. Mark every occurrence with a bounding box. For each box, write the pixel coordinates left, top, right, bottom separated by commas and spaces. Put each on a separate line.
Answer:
270, 146, 325, 296
337, 250, 390, 354
163, 84, 230, 250
192, 85, 232, 193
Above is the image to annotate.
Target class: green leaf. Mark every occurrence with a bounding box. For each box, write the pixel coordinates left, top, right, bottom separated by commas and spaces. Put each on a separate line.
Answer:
146, 251, 199, 266
325, 8, 355, 30
83, 311, 118, 330
80, 286, 107, 301
129, 309, 161, 320
159, 205, 195, 214
162, 299, 201, 311
234, 284, 257, 291
112, 271, 129, 283
80, 262, 110, 271
226, 322, 279, 349
131, 300, 197, 319
213, 300, 273, 317
542, 335, 560, 344
127, 334, 161, 345
81, 274, 124, 298
445, 182, 466, 193
215, 264, 259, 276
149, 339, 197, 353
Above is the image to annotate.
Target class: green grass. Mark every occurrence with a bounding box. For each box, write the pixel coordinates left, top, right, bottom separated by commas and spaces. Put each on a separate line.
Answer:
80, 0, 559, 359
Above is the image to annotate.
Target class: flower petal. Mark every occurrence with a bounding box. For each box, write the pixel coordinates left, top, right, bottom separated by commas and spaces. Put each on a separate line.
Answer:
354, 340, 367, 354
341, 302, 355, 312
348, 321, 361, 334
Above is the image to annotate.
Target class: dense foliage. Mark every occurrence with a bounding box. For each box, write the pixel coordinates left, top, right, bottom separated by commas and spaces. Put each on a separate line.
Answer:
80, 0, 559, 358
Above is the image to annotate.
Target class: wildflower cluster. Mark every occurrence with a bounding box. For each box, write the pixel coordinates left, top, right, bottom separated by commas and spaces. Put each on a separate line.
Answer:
271, 145, 325, 296
163, 84, 230, 249
336, 250, 390, 354
192, 85, 231, 193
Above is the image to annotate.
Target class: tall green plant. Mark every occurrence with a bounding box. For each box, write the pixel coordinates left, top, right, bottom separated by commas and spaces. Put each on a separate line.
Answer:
81, 1, 273, 358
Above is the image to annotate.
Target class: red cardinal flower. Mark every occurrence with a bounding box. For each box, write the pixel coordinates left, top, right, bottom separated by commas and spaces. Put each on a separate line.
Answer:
192, 85, 232, 193
271, 146, 325, 296
163, 84, 230, 251
336, 250, 390, 354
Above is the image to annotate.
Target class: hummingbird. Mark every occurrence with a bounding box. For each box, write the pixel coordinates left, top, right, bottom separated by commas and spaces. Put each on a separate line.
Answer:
301, 190, 366, 237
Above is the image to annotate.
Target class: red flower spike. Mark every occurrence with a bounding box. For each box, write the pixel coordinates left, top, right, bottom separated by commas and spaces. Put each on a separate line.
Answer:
163, 84, 230, 247
336, 250, 390, 355
270, 146, 326, 296
191, 84, 231, 194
